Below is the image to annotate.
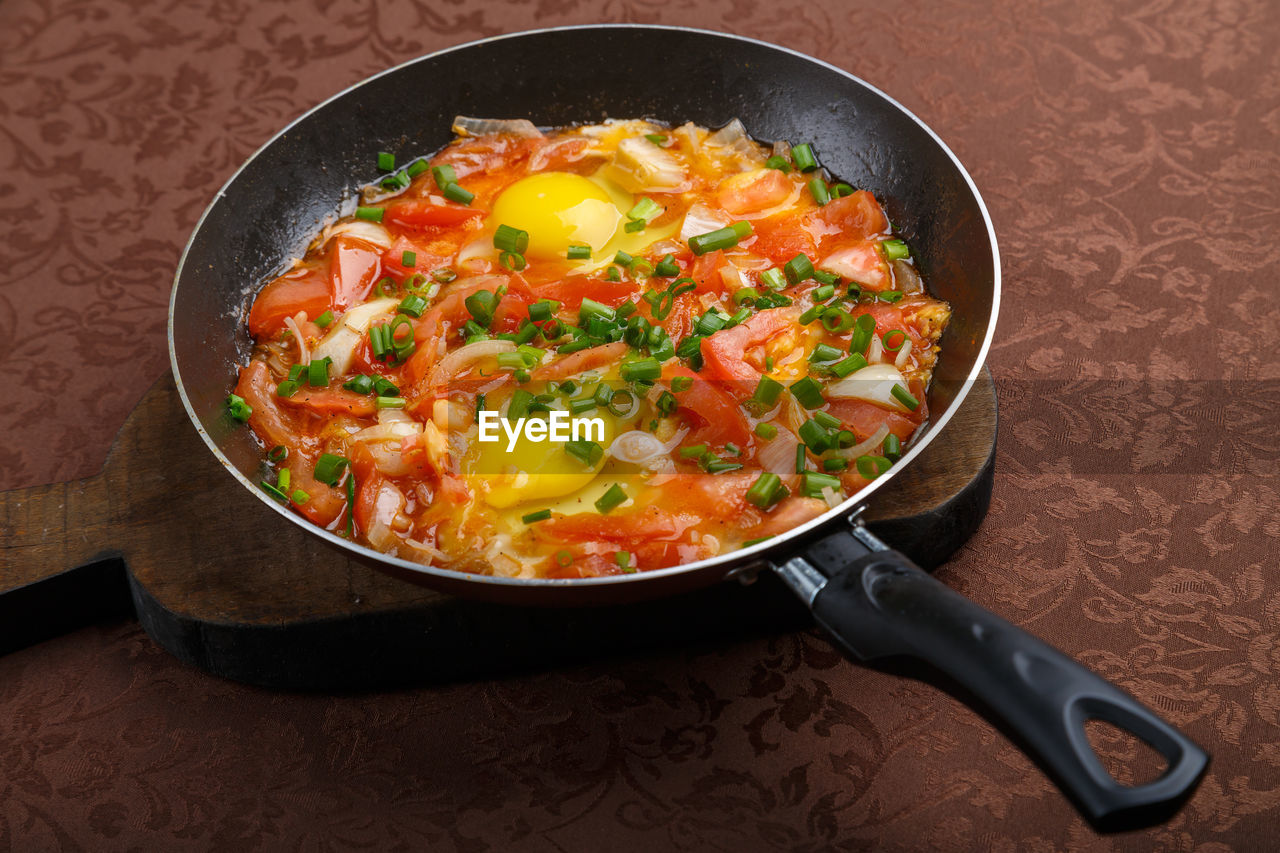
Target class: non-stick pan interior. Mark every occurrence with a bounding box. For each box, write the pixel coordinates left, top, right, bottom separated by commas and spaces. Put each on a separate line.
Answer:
171, 26, 997, 595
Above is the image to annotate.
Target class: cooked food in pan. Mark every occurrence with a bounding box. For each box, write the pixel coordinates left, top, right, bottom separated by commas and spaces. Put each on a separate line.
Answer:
229, 117, 951, 578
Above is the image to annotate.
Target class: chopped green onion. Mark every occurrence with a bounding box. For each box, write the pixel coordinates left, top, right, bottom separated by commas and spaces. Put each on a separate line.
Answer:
703, 458, 743, 474
881, 239, 910, 260
605, 265, 622, 281
790, 376, 825, 408
529, 299, 560, 323
732, 287, 760, 306
688, 221, 752, 255
261, 481, 289, 503
799, 418, 833, 452
654, 254, 679, 277
795, 443, 807, 474
849, 313, 876, 355
465, 289, 498, 325
671, 376, 693, 392
645, 133, 667, 145
567, 244, 591, 260
556, 550, 574, 567
801, 471, 842, 498
345, 469, 356, 537
855, 455, 892, 480
307, 357, 330, 388
883, 433, 902, 462
807, 177, 831, 206
608, 388, 638, 417
626, 198, 663, 223
727, 307, 751, 327
882, 329, 908, 352
377, 151, 395, 171
578, 298, 615, 326
290, 489, 310, 504
821, 307, 855, 333
830, 353, 868, 378
784, 253, 815, 285
565, 439, 604, 467
809, 343, 844, 363
745, 472, 787, 509
615, 551, 635, 572
568, 396, 597, 415
877, 290, 906, 303
493, 224, 530, 254
630, 258, 654, 277
790, 143, 818, 171
376, 395, 406, 409
400, 250, 417, 268
433, 268, 457, 283
287, 363, 305, 381
398, 293, 428, 318
813, 270, 840, 286
754, 422, 778, 440
372, 376, 399, 396
695, 309, 728, 336
836, 430, 856, 448
798, 304, 824, 325
813, 283, 836, 303
442, 182, 474, 205
355, 206, 383, 223
765, 154, 790, 171
891, 384, 920, 411
507, 388, 534, 420
226, 393, 252, 422
813, 411, 842, 430
314, 453, 349, 486
679, 444, 708, 459
595, 483, 627, 514
621, 357, 661, 383
832, 183, 854, 197
623, 219, 645, 233
406, 160, 428, 178
388, 316, 415, 359
749, 375, 784, 410
614, 250, 634, 267
275, 380, 300, 398
500, 251, 526, 271
656, 390, 678, 416
522, 509, 552, 524
431, 164, 457, 188
268, 444, 288, 462
314, 310, 334, 329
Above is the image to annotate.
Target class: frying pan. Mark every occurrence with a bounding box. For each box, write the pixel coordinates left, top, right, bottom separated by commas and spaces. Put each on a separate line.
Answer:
170, 25, 1206, 830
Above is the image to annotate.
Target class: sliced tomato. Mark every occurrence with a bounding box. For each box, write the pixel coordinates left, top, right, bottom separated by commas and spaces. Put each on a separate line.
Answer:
247, 264, 331, 338
663, 364, 751, 447
534, 274, 636, 310
234, 361, 316, 452
382, 199, 485, 231
541, 505, 682, 543
825, 393, 926, 442
401, 274, 516, 386
278, 386, 377, 417
285, 459, 348, 527
330, 235, 385, 311
688, 250, 727, 294
746, 210, 817, 266
699, 307, 799, 389
533, 341, 628, 381
821, 240, 890, 290
813, 190, 888, 241
716, 168, 794, 215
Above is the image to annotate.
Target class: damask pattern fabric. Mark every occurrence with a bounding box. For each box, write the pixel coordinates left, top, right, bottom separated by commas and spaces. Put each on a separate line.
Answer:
1, 0, 1277, 849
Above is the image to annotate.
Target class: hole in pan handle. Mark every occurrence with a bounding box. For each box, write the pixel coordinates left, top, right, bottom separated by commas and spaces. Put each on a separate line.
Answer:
773, 525, 1210, 833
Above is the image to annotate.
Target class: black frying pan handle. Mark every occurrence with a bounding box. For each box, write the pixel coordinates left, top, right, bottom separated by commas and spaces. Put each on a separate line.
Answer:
776, 528, 1208, 831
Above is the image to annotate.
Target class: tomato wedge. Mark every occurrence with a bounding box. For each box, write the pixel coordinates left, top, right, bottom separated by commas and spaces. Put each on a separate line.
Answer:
813, 190, 888, 241
663, 364, 751, 447
699, 307, 799, 389
383, 199, 484, 231
247, 264, 330, 337
716, 168, 793, 214
330, 235, 385, 311
278, 386, 377, 417
533, 342, 627, 381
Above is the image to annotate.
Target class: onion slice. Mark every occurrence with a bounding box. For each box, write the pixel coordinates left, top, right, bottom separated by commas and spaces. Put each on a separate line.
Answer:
452, 116, 542, 138
310, 297, 398, 376
284, 314, 309, 365
834, 423, 891, 461
826, 363, 914, 413
426, 339, 516, 388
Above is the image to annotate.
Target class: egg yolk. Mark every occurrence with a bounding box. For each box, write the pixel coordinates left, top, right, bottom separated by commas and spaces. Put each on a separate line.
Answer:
491, 172, 622, 260
468, 409, 617, 509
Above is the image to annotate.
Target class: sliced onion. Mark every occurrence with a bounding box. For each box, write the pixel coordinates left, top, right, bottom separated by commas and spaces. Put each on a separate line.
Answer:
426, 339, 516, 387
311, 297, 398, 375
705, 118, 765, 168
316, 219, 392, 252
606, 136, 687, 192
867, 331, 884, 364
826, 363, 914, 412
378, 407, 415, 426
771, 140, 792, 160
456, 235, 493, 268
820, 486, 843, 509
452, 116, 542, 138
680, 203, 730, 242
757, 426, 801, 476
608, 431, 668, 465
895, 339, 913, 370
892, 258, 924, 294
834, 423, 891, 461
284, 314, 309, 365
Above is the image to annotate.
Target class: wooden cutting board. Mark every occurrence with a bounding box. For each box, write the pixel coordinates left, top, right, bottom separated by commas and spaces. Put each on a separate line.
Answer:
0, 368, 997, 689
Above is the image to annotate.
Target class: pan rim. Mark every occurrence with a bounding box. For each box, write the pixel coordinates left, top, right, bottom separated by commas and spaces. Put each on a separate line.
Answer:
168, 23, 1001, 590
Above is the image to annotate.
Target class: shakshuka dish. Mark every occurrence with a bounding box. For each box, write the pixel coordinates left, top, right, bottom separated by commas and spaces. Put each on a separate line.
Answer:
228, 117, 951, 579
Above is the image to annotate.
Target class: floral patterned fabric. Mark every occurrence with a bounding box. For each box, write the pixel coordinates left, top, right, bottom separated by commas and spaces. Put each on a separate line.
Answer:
1, 0, 1278, 849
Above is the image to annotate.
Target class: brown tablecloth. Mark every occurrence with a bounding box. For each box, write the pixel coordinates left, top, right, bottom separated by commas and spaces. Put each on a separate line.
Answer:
2, 0, 1278, 849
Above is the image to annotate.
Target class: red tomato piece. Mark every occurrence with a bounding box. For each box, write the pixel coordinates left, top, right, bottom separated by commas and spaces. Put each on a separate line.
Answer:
247, 264, 331, 338
382, 199, 485, 231
698, 307, 799, 390
533, 342, 628, 381
716, 168, 793, 214
330, 235, 385, 311
663, 364, 751, 447
278, 386, 377, 417
813, 190, 888, 240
